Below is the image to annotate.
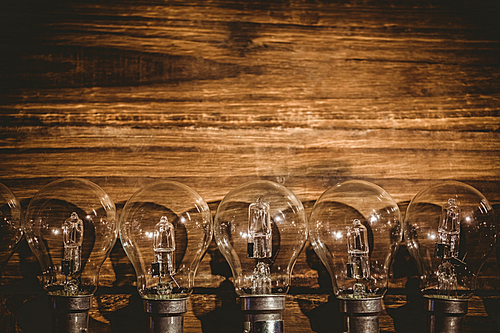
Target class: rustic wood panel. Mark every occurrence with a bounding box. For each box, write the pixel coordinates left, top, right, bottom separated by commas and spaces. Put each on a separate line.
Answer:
1, 0, 500, 331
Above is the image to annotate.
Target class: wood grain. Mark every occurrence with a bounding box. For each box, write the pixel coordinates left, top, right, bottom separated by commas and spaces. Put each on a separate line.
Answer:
1, 0, 500, 331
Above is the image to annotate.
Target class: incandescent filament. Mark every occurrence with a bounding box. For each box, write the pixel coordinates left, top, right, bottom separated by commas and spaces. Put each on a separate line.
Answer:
62, 212, 84, 294
248, 198, 272, 294
152, 216, 177, 295
346, 219, 370, 297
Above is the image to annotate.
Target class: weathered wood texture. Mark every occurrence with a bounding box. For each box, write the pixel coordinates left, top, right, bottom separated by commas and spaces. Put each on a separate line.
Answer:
1, 0, 500, 332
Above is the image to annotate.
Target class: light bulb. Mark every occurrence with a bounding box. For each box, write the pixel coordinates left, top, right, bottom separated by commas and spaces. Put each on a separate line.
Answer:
0, 183, 23, 274
24, 178, 117, 333
309, 180, 402, 333
404, 181, 497, 333
214, 180, 307, 333
119, 181, 212, 333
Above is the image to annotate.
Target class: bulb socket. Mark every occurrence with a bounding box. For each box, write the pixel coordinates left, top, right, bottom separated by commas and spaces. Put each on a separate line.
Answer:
48, 294, 92, 333
339, 297, 382, 333
241, 295, 285, 333
144, 298, 188, 333
424, 297, 468, 333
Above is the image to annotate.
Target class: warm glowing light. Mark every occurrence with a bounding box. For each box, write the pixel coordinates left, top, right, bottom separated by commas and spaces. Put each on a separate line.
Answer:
334, 231, 343, 240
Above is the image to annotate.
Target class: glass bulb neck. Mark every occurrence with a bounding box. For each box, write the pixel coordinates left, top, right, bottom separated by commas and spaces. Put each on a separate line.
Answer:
252, 261, 271, 295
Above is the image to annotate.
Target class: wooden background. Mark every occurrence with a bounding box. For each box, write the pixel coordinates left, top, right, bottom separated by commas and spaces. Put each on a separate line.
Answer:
0, 0, 499, 332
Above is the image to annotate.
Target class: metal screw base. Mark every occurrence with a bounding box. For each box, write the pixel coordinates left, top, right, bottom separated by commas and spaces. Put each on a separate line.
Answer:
425, 297, 468, 333
144, 298, 188, 333
339, 297, 382, 333
241, 295, 285, 333
49, 294, 92, 333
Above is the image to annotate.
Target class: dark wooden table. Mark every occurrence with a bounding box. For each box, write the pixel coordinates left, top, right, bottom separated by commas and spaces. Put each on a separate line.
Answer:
1, 0, 499, 331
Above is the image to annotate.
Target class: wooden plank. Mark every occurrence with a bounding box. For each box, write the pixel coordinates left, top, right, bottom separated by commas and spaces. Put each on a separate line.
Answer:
1, 0, 500, 331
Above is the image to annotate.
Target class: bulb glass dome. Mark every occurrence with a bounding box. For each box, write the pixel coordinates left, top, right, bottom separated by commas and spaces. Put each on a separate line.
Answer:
214, 180, 307, 296
119, 181, 212, 300
24, 178, 117, 296
404, 181, 496, 300
309, 180, 402, 300
0, 183, 23, 272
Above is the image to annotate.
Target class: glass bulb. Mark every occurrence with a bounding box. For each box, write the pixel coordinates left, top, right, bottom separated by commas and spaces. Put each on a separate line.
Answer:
0, 183, 23, 273
404, 181, 496, 300
309, 180, 402, 300
24, 178, 117, 296
119, 181, 212, 300
214, 180, 307, 297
